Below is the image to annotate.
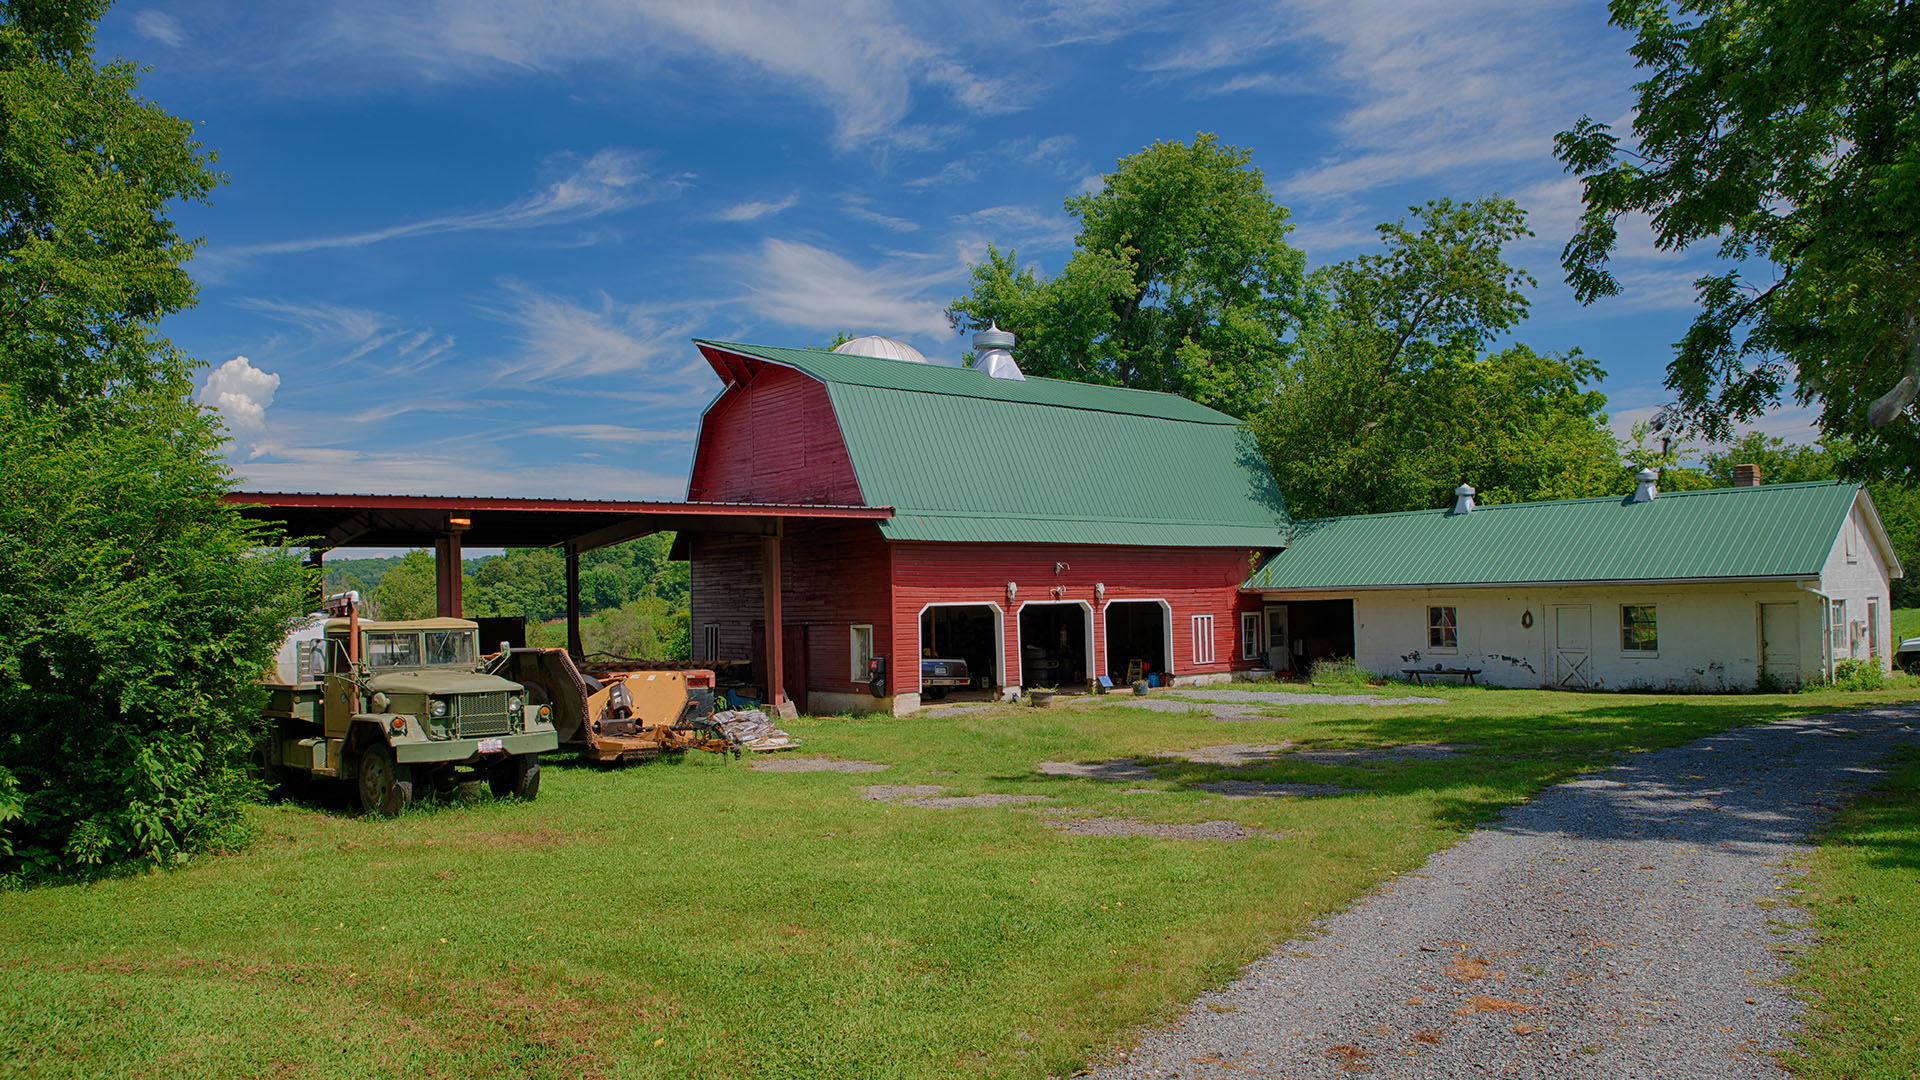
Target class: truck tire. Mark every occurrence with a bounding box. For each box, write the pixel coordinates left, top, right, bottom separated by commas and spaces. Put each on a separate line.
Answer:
489, 754, 540, 801
357, 743, 414, 816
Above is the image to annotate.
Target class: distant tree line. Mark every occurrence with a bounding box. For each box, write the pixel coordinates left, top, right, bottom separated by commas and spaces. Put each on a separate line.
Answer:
322, 533, 692, 660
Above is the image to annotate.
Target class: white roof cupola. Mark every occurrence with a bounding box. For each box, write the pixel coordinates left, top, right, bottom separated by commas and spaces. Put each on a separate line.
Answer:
972, 322, 1024, 381
1452, 483, 1475, 514
1632, 468, 1658, 503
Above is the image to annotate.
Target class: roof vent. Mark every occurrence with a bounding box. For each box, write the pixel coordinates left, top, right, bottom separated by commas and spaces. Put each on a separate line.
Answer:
1452, 483, 1475, 515
1632, 468, 1658, 503
1732, 462, 1762, 487
831, 335, 929, 364
972, 322, 1024, 381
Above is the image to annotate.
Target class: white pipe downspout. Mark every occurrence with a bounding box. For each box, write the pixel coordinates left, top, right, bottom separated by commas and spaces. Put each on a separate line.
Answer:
1801, 582, 1835, 683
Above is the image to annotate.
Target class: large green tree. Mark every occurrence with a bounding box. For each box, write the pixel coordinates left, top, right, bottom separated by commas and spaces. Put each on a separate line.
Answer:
0, 2, 306, 875
1557, 0, 1920, 477
1255, 198, 1624, 517
947, 134, 1311, 418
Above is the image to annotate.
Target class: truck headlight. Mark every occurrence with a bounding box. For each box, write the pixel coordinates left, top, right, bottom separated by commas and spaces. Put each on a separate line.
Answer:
429, 699, 448, 718
508, 695, 522, 714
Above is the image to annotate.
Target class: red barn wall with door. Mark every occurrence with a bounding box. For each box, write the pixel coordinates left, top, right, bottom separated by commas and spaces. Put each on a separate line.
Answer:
889, 542, 1266, 694
689, 522, 892, 710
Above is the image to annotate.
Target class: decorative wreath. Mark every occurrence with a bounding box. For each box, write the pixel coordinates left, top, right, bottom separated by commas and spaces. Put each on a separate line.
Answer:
1521, 610, 1534, 629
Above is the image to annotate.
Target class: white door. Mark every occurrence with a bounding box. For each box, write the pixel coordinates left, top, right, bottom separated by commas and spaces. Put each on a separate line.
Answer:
1761, 603, 1801, 688
1264, 606, 1290, 672
1553, 605, 1592, 688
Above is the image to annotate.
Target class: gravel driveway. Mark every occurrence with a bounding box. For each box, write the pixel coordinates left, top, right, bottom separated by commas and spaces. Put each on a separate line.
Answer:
1093, 704, 1920, 1079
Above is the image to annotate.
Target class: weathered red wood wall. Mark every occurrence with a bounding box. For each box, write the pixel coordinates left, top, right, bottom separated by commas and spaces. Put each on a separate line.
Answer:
690, 522, 893, 702
889, 542, 1266, 693
687, 365, 863, 505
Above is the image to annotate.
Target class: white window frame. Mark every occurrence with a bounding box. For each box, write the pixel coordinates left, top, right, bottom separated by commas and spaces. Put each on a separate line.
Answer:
1831, 598, 1849, 658
1427, 606, 1458, 652
701, 623, 720, 663
849, 624, 874, 683
1192, 613, 1216, 665
1868, 599, 1881, 659
1239, 611, 1261, 660
1620, 604, 1658, 655
1845, 522, 1858, 563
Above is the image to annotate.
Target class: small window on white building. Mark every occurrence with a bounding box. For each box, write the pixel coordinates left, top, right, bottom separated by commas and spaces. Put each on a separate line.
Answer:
1428, 606, 1457, 649
1621, 605, 1658, 653
1192, 614, 1216, 665
850, 624, 874, 682
1240, 612, 1261, 660
701, 623, 720, 662
1831, 599, 1849, 657
1845, 522, 1858, 563
1868, 599, 1881, 659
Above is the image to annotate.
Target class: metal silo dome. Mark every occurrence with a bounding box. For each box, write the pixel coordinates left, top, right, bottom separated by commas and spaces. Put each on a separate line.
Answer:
830, 335, 930, 364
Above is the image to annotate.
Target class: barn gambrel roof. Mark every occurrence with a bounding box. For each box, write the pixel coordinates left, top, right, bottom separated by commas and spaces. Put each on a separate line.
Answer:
694, 340, 1291, 548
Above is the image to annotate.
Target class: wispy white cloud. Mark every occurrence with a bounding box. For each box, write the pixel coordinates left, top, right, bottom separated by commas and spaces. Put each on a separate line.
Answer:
840, 197, 922, 233
133, 9, 187, 47
484, 282, 713, 390
714, 195, 798, 222
731, 238, 955, 342
218, 148, 681, 259
954, 204, 1076, 250
527, 424, 695, 444
232, 444, 691, 500
232, 297, 386, 342
905, 159, 980, 190
316, 1, 1019, 149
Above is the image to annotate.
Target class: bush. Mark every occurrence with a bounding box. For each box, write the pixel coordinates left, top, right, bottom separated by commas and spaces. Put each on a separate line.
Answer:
0, 393, 308, 877
1308, 656, 1376, 687
1833, 658, 1888, 692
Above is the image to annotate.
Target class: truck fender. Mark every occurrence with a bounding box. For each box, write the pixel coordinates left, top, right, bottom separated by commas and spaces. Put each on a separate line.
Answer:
348, 713, 426, 752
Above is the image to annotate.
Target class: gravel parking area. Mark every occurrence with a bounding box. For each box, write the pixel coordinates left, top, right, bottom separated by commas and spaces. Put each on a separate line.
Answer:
1093, 704, 1920, 1079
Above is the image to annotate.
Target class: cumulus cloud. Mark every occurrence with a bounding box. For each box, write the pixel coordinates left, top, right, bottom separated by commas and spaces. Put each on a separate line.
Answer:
133, 10, 187, 47
198, 356, 280, 440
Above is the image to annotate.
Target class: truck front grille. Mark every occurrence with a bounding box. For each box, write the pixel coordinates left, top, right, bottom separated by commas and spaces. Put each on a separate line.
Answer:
454, 692, 512, 737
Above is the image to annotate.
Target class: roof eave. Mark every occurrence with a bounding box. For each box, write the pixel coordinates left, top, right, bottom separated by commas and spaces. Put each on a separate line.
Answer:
1246, 573, 1818, 593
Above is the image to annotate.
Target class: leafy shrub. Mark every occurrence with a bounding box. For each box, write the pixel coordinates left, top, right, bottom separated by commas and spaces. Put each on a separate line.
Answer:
1308, 657, 1376, 687
0, 393, 308, 877
1833, 658, 1888, 692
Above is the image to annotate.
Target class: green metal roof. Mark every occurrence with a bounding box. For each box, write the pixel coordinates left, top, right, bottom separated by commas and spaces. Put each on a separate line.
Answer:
1244, 481, 1867, 590
697, 340, 1289, 547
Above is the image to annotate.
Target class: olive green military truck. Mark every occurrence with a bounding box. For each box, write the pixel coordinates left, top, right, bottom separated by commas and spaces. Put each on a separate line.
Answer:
261, 607, 558, 814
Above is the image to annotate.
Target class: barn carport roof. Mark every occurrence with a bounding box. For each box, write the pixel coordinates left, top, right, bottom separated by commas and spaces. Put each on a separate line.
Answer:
1244, 481, 1895, 591
695, 340, 1290, 549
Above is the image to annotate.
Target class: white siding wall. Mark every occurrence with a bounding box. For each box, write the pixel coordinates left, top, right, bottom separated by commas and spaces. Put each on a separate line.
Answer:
1320, 582, 1825, 690
1816, 495, 1898, 670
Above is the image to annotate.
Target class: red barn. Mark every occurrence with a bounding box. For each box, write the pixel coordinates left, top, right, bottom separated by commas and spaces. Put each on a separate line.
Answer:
685, 332, 1289, 715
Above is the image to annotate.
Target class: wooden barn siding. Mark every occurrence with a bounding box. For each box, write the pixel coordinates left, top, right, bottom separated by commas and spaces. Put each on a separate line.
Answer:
889, 542, 1268, 691
689, 523, 893, 699
687, 366, 864, 505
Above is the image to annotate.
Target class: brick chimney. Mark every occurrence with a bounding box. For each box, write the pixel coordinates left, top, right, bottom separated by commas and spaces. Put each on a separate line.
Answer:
1732, 463, 1762, 487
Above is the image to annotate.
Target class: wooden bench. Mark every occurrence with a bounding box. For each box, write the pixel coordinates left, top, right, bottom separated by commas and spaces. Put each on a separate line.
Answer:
1401, 667, 1481, 685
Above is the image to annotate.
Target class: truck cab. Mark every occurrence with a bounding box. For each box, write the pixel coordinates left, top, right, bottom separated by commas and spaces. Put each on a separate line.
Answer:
265, 616, 558, 814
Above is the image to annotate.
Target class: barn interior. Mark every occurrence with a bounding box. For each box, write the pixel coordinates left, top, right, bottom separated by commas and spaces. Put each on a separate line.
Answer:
1104, 601, 1169, 685
919, 605, 1000, 700
1019, 604, 1089, 689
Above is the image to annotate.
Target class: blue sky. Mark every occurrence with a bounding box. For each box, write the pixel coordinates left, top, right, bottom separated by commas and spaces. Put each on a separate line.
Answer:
99, 0, 1817, 501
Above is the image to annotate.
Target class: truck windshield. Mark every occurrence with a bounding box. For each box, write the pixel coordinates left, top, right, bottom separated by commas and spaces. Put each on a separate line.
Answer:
424, 630, 476, 667
365, 632, 422, 668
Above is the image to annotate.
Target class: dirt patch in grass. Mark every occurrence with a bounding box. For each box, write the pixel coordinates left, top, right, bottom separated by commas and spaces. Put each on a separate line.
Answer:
1041, 816, 1274, 841
1181, 743, 1296, 766
1198, 780, 1354, 799
897, 793, 1053, 809
456, 828, 570, 852
1289, 743, 1468, 765
1037, 759, 1157, 781
751, 757, 890, 773
859, 784, 950, 800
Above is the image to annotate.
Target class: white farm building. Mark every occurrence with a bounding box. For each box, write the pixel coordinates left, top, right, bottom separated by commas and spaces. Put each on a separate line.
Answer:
1242, 473, 1902, 691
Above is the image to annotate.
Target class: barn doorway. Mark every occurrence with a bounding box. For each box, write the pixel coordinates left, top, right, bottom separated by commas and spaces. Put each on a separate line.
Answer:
1019, 602, 1091, 689
1284, 600, 1356, 672
918, 604, 1001, 700
1104, 600, 1169, 686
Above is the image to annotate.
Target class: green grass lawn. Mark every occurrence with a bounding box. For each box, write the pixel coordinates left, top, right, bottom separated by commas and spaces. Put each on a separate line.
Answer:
1787, 747, 1920, 1080
2, 685, 1915, 1079
1891, 607, 1920, 644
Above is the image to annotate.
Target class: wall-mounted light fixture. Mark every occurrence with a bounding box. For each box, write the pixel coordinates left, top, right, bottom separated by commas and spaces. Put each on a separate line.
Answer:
1095, 582, 1105, 602
447, 515, 472, 531
1006, 581, 1017, 602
